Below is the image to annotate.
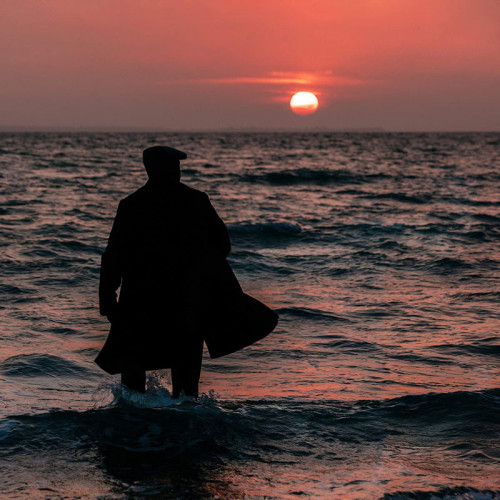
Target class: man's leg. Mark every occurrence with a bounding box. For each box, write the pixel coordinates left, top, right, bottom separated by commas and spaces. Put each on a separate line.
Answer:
171, 338, 204, 398
121, 368, 146, 393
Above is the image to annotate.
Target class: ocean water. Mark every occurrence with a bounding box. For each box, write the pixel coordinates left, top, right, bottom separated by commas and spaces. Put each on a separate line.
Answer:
0, 132, 499, 499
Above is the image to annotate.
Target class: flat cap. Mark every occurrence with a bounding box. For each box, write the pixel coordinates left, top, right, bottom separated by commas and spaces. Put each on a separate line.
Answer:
143, 145, 187, 163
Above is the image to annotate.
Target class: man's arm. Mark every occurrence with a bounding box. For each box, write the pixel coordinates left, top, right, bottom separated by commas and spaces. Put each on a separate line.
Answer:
203, 193, 231, 258
99, 200, 125, 318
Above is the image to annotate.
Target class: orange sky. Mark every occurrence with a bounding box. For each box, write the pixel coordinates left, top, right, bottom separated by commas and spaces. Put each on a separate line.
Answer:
1, 0, 499, 130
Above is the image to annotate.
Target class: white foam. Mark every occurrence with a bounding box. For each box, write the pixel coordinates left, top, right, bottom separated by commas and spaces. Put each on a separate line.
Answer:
92, 371, 220, 411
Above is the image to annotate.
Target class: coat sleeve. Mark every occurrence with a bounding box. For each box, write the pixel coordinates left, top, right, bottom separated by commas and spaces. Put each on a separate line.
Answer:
203, 193, 231, 258
99, 200, 125, 316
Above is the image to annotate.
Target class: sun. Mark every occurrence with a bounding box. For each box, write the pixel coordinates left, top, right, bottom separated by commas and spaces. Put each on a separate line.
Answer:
290, 91, 319, 115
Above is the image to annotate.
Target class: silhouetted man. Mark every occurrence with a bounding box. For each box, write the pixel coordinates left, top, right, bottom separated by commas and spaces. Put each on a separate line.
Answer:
95, 146, 278, 397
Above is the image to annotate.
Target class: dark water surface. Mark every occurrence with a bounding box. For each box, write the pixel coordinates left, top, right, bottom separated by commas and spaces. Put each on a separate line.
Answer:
0, 132, 499, 498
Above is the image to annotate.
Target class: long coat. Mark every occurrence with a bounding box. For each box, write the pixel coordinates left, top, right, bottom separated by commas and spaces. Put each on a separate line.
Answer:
95, 180, 278, 375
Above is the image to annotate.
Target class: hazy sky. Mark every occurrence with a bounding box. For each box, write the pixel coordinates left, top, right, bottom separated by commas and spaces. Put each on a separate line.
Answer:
1, 0, 499, 131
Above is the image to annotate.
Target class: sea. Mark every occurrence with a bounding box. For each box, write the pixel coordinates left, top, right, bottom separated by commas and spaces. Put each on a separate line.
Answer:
0, 132, 499, 499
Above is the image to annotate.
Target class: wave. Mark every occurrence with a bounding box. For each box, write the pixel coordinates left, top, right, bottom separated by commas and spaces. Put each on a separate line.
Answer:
2, 388, 498, 450
472, 213, 500, 223
451, 291, 500, 302
427, 257, 474, 271
447, 197, 500, 207
228, 221, 303, 243
0, 354, 96, 378
430, 340, 500, 357
0, 284, 39, 303
387, 352, 454, 366
1, 386, 498, 497
276, 306, 349, 322
361, 192, 433, 204
425, 257, 500, 274
240, 168, 390, 186
311, 337, 382, 354
382, 487, 500, 499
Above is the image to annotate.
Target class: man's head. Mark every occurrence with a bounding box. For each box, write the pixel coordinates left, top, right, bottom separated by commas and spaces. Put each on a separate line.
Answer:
142, 146, 187, 183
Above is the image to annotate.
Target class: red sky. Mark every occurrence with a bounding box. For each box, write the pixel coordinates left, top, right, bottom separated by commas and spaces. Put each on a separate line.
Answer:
1, 0, 499, 131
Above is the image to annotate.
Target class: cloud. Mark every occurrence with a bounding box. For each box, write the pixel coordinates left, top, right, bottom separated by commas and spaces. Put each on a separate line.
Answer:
197, 76, 309, 85
175, 71, 364, 87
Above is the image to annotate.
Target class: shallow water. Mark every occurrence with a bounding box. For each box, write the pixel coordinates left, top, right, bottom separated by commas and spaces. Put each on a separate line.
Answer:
0, 132, 499, 498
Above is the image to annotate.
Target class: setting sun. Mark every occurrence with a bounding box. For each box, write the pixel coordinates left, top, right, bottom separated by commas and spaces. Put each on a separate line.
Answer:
290, 92, 319, 115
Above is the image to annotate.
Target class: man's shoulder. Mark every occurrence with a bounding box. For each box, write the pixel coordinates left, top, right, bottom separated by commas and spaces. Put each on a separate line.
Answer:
118, 182, 208, 208
118, 185, 149, 207
177, 182, 208, 200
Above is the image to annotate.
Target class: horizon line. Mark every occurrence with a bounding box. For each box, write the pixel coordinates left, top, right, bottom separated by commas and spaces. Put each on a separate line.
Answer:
0, 126, 499, 133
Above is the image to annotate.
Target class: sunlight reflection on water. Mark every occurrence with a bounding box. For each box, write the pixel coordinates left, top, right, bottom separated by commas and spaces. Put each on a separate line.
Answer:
1, 132, 499, 498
